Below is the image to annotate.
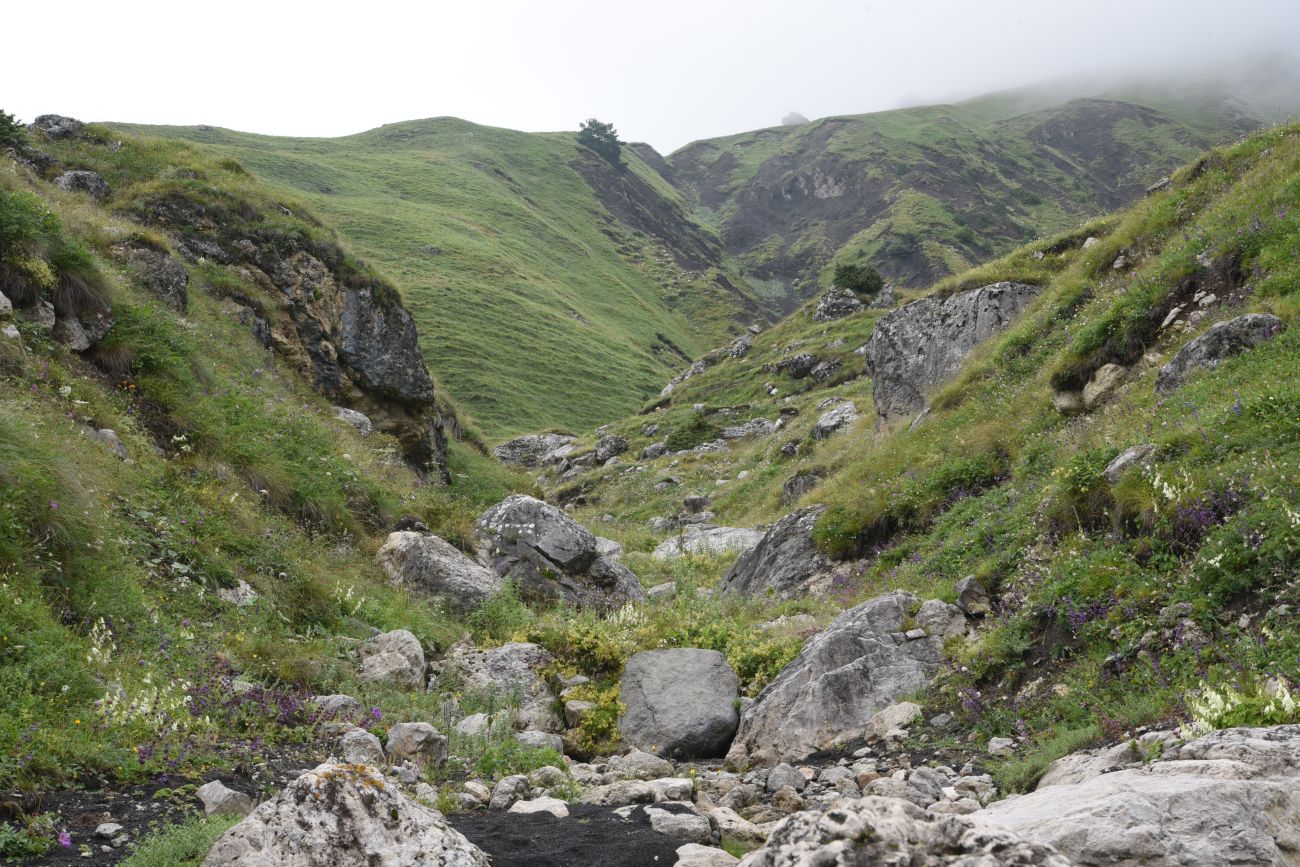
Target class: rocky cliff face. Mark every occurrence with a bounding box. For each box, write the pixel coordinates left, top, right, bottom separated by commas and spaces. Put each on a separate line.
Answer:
133, 188, 448, 473
865, 282, 1040, 426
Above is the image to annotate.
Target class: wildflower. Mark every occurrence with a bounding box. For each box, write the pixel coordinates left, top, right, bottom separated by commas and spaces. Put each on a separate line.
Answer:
58, 831, 72, 848
371, 707, 382, 721
49, 500, 58, 510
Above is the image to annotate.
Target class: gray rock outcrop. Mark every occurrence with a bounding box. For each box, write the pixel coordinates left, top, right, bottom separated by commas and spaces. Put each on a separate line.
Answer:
739, 796, 1070, 866
619, 649, 741, 759
476, 495, 644, 608
377, 531, 502, 615
201, 763, 489, 867
30, 115, 85, 139
727, 590, 945, 762
1155, 313, 1285, 393
814, 287, 865, 322
492, 433, 575, 467
980, 724, 1300, 866
114, 243, 189, 310
719, 507, 832, 599
596, 434, 629, 462
865, 282, 1040, 426
780, 471, 821, 506
196, 781, 253, 818
55, 170, 109, 201
440, 641, 562, 732
1102, 444, 1157, 484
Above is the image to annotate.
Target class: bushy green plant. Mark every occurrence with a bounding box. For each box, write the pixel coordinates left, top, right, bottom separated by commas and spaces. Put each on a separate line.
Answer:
577, 118, 624, 168
664, 413, 720, 452
832, 261, 883, 297
119, 815, 239, 867
0, 109, 28, 155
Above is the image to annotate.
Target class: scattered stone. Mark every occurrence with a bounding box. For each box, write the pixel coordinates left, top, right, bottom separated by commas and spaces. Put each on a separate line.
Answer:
489, 774, 531, 810
775, 353, 816, 379
987, 737, 1016, 757
865, 702, 923, 739
1081, 363, 1126, 410
596, 435, 629, 462
814, 286, 866, 322
515, 730, 564, 753
720, 418, 776, 439
339, 728, 385, 766
780, 472, 821, 506
508, 797, 569, 818
332, 406, 373, 436
619, 648, 740, 759
357, 629, 425, 689
1155, 314, 1285, 392
811, 402, 858, 440
197, 781, 254, 818
610, 750, 676, 780
377, 531, 502, 615
386, 722, 447, 768
215, 580, 258, 607
916, 599, 967, 640
87, 428, 128, 459
314, 694, 361, 719
675, 843, 739, 867
1102, 443, 1157, 484
766, 764, 806, 793
951, 577, 987, 616
492, 433, 575, 467
580, 780, 664, 806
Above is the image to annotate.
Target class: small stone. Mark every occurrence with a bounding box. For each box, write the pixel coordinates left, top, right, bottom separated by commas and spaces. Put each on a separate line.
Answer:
508, 796, 568, 817
988, 737, 1016, 757
95, 823, 123, 839
489, 775, 530, 810
196, 781, 254, 818
766, 763, 805, 793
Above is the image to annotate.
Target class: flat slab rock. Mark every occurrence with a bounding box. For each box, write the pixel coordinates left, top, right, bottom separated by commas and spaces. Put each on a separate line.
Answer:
449, 803, 682, 867
978, 724, 1300, 867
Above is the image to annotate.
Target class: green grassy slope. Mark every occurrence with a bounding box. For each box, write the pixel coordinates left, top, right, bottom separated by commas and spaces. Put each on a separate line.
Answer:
111, 119, 764, 440
0, 129, 535, 810
554, 122, 1300, 789
669, 94, 1265, 299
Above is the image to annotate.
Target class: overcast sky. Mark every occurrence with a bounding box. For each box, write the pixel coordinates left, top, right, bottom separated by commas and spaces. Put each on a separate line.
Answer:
5, 0, 1298, 153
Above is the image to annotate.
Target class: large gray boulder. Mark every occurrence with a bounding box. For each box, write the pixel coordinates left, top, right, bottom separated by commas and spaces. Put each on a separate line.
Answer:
619, 649, 740, 759
738, 796, 1070, 866
476, 495, 644, 608
865, 282, 1040, 426
440, 641, 562, 732
492, 433, 575, 467
979, 724, 1300, 866
1155, 313, 1285, 393
652, 526, 765, 560
377, 531, 502, 615
201, 763, 489, 867
813, 286, 866, 322
719, 507, 832, 599
30, 114, 84, 139
726, 590, 944, 763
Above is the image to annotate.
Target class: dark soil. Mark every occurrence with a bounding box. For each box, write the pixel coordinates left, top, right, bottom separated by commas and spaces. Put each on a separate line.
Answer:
13, 742, 320, 866
449, 804, 683, 867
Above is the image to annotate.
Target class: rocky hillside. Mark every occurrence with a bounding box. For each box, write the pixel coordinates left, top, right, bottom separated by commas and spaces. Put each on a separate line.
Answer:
111, 119, 768, 439
668, 93, 1271, 301
2, 110, 1299, 867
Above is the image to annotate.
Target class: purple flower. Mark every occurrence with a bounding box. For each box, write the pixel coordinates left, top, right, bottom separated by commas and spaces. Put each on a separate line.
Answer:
49, 500, 58, 510
58, 831, 72, 848
370, 707, 382, 721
